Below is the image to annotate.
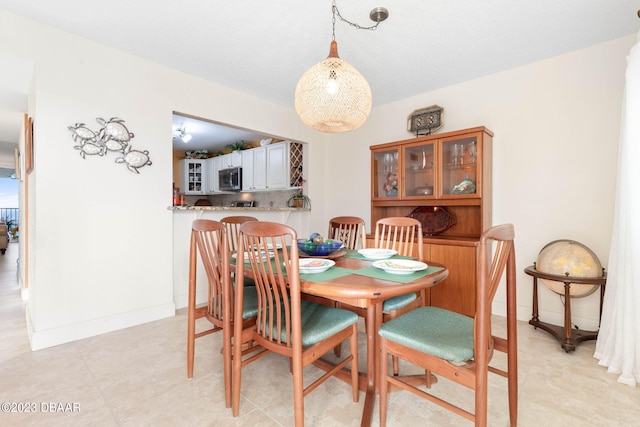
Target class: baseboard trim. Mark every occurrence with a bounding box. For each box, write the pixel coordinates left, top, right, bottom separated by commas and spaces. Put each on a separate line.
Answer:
173, 289, 208, 310
26, 302, 176, 351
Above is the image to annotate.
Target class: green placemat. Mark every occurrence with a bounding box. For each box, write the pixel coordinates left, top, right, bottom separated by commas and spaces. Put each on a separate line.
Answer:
343, 249, 361, 258
300, 266, 354, 283
351, 265, 445, 283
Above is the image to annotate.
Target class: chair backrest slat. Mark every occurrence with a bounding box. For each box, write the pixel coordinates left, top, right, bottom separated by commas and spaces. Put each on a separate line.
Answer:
328, 216, 367, 250
221, 216, 258, 252
374, 217, 423, 259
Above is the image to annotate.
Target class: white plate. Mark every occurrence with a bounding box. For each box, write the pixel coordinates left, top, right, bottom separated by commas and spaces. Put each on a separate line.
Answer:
372, 259, 428, 275
358, 248, 397, 260
298, 259, 335, 274
232, 250, 274, 262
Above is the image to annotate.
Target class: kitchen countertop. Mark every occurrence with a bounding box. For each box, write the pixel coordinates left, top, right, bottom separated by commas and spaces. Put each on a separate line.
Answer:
168, 206, 309, 212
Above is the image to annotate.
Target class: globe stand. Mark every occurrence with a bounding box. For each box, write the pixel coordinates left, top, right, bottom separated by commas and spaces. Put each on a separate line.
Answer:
525, 264, 607, 352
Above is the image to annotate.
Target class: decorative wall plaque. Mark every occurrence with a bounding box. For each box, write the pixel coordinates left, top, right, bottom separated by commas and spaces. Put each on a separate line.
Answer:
407, 105, 443, 137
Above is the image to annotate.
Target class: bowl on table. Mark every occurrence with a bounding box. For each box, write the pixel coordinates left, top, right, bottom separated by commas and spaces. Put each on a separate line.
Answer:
372, 259, 429, 275
298, 259, 335, 274
297, 239, 343, 256
357, 248, 397, 260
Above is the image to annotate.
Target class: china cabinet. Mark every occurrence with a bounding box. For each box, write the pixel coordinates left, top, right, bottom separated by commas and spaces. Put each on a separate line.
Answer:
179, 159, 206, 195
369, 126, 492, 316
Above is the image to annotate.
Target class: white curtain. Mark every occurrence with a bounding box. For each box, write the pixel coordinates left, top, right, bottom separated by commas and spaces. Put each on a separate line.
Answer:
594, 31, 640, 387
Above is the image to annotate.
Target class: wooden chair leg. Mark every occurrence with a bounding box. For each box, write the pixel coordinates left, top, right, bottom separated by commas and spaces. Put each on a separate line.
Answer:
350, 324, 359, 402
186, 295, 197, 379
222, 329, 232, 408
379, 339, 389, 427
333, 301, 343, 357
475, 376, 488, 427
292, 357, 305, 427
187, 331, 195, 378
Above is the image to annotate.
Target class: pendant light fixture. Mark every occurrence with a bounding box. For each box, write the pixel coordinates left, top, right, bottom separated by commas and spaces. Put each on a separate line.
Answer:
294, 2, 389, 133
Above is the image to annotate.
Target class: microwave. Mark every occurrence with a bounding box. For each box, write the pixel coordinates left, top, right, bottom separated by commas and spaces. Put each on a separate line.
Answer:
219, 167, 242, 191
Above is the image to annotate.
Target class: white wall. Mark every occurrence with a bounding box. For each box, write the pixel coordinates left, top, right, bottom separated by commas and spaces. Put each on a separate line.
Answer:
1, 9, 634, 348
0, 10, 324, 350
322, 35, 635, 331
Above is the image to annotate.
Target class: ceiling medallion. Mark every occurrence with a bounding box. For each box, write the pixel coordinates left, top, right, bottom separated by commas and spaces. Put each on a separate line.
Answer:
407, 105, 443, 137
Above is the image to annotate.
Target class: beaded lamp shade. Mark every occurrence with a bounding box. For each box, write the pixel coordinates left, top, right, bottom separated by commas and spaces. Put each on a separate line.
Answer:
295, 41, 372, 133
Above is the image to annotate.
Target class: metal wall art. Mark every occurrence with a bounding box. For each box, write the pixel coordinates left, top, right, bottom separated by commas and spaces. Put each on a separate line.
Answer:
407, 105, 443, 137
68, 117, 152, 174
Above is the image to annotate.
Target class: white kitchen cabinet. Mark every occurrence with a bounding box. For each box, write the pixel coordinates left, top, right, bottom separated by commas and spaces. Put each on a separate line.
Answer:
265, 143, 287, 189
179, 159, 206, 195
205, 157, 219, 193
241, 145, 285, 191
253, 147, 267, 190
219, 152, 241, 169
241, 147, 268, 191
241, 149, 255, 191
207, 156, 236, 194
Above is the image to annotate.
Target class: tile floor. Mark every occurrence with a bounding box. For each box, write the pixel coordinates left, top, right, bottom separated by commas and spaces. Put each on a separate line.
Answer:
0, 241, 638, 426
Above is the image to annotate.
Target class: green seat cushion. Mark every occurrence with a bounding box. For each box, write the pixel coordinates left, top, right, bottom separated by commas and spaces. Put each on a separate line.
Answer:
241, 286, 259, 319
210, 285, 257, 320
382, 292, 417, 312
231, 276, 258, 319
265, 300, 358, 347
378, 306, 474, 363
232, 275, 255, 287
241, 276, 255, 287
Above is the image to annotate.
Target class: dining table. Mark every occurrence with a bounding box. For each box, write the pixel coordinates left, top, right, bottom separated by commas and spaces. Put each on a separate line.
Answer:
297, 248, 449, 427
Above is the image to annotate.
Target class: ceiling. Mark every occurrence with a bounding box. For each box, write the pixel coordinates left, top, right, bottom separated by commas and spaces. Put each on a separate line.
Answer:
1, 1, 639, 153
171, 114, 265, 152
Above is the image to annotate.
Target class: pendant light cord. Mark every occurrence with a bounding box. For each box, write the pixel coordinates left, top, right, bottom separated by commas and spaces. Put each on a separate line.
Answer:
332, 0, 386, 42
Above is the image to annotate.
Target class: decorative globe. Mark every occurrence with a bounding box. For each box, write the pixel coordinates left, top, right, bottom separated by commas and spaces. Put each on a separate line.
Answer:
536, 240, 603, 297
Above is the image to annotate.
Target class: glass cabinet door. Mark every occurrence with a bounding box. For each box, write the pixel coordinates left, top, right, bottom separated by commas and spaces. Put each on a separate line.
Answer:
372, 148, 399, 199
403, 141, 435, 198
186, 160, 204, 193
440, 135, 478, 197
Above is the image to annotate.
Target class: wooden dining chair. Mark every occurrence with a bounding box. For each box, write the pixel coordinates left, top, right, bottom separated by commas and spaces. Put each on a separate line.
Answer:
232, 221, 360, 426
373, 216, 427, 374
327, 216, 367, 250
378, 224, 518, 427
374, 216, 426, 320
220, 215, 258, 252
327, 216, 367, 357
221, 215, 258, 287
186, 219, 264, 408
